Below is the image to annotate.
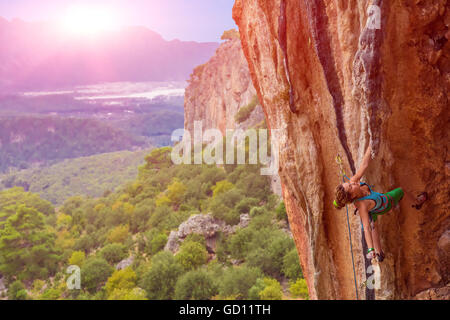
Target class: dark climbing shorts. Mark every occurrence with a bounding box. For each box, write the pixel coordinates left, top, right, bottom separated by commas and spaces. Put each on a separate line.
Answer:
371, 188, 404, 222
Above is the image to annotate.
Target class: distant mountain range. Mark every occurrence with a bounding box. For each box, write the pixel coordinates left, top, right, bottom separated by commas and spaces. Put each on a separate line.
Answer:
0, 18, 219, 92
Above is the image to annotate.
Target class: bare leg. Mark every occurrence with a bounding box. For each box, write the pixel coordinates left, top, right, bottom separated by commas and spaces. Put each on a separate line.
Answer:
371, 221, 383, 254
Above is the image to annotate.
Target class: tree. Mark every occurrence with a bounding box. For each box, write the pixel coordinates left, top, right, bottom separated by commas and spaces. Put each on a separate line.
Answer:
7, 280, 29, 300
282, 248, 303, 280
218, 266, 262, 300
68, 251, 86, 267
275, 201, 288, 221
73, 234, 95, 253
143, 147, 172, 170
56, 213, 72, 230
0, 205, 60, 281
246, 230, 293, 276
258, 278, 283, 300
105, 267, 137, 297
235, 197, 259, 214
81, 257, 114, 293
175, 241, 208, 271
148, 205, 171, 228
174, 269, 218, 300
211, 180, 235, 198
140, 251, 183, 300
290, 278, 309, 300
107, 225, 129, 243
0, 187, 54, 217
150, 233, 168, 255
99, 243, 127, 264
166, 178, 187, 206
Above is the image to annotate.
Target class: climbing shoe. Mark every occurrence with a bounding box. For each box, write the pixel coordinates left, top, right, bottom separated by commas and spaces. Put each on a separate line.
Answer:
412, 192, 428, 210
376, 251, 385, 262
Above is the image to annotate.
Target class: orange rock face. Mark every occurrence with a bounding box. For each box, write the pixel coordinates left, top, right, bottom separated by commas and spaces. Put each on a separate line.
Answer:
233, 0, 449, 299
184, 38, 260, 135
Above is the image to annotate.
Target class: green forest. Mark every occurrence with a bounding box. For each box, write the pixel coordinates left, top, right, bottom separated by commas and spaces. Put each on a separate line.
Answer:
0, 146, 308, 300
0, 116, 145, 173
0, 149, 151, 205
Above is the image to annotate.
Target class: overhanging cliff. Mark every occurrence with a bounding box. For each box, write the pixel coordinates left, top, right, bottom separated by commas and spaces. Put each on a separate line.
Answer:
233, 0, 449, 299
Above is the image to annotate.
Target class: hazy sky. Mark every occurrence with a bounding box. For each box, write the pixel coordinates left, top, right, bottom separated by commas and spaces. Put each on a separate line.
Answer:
0, 0, 238, 42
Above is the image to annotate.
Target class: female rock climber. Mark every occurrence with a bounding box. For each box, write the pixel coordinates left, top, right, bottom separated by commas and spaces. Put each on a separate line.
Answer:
333, 144, 428, 262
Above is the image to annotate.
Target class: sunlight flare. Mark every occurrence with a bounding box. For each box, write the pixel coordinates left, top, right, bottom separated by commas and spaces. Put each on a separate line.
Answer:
61, 5, 119, 36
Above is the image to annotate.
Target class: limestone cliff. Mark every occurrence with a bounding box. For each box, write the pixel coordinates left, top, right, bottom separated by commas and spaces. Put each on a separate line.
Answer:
233, 0, 449, 299
184, 38, 264, 134
184, 37, 282, 196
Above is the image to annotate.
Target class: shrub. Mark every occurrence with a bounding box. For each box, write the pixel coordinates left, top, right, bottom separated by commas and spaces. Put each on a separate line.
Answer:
107, 225, 129, 243
150, 232, 168, 255
235, 197, 259, 214
249, 277, 283, 300
290, 278, 309, 300
259, 278, 283, 300
221, 29, 240, 41
140, 251, 183, 300
73, 235, 95, 253
229, 227, 256, 260
212, 180, 235, 198
174, 269, 218, 300
184, 233, 206, 247
246, 231, 293, 276
143, 147, 172, 170
224, 209, 241, 225
248, 278, 266, 300
166, 178, 187, 206
7, 280, 28, 300
218, 266, 262, 300
68, 251, 86, 267
282, 248, 303, 280
176, 241, 209, 271
249, 206, 267, 217
81, 258, 114, 293
148, 205, 171, 229
235, 95, 259, 124
105, 267, 137, 297
99, 243, 128, 264
275, 201, 288, 221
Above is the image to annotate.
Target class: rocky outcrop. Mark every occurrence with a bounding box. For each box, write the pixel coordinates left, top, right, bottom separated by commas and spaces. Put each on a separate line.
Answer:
184, 38, 264, 135
164, 213, 250, 254
115, 256, 134, 270
233, 0, 449, 299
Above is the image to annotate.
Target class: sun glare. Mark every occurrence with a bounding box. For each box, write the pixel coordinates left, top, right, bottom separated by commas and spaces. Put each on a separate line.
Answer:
62, 5, 119, 36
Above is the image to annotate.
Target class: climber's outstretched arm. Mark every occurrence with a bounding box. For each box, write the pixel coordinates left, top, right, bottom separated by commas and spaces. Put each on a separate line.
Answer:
356, 201, 375, 252
350, 144, 372, 183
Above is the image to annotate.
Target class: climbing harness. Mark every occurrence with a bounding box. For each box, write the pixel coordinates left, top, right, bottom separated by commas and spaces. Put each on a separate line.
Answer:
335, 154, 359, 300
